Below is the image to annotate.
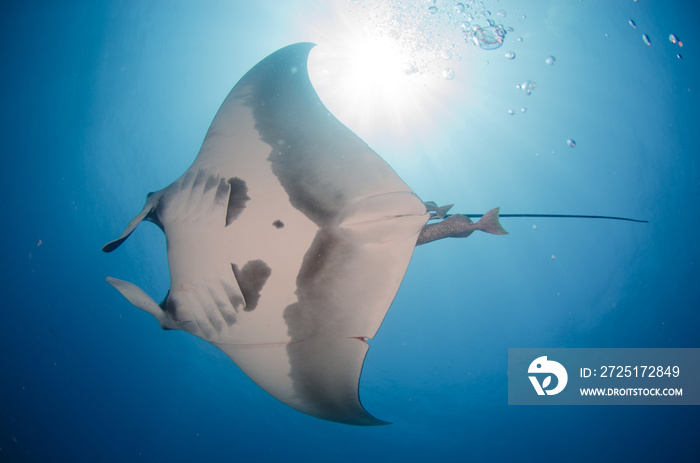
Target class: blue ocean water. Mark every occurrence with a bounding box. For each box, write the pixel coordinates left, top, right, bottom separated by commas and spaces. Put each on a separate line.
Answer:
2, 0, 699, 461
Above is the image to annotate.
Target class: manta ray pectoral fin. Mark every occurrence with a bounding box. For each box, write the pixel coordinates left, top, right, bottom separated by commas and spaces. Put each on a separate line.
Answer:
106, 277, 168, 328
216, 337, 388, 426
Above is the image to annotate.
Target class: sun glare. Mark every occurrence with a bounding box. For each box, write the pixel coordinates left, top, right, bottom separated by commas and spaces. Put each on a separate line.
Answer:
345, 36, 408, 106
305, 2, 461, 142
309, 35, 439, 139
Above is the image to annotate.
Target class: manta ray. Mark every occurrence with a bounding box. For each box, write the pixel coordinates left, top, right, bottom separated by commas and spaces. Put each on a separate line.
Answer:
103, 43, 642, 425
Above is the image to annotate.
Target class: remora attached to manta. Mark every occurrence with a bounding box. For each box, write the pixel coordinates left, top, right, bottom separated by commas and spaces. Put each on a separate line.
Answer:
103, 42, 509, 425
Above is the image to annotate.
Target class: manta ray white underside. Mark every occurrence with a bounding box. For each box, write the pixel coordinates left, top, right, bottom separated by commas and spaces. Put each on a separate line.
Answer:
103, 43, 506, 425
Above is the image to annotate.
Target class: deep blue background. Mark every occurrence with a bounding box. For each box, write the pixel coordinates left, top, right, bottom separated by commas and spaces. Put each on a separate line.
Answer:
2, 1, 699, 461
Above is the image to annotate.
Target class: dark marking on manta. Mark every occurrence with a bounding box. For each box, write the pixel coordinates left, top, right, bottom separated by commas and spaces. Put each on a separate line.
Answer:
192, 169, 207, 191
282, 227, 354, 339
204, 175, 219, 194
220, 279, 244, 315
231, 260, 272, 311
180, 170, 196, 192
214, 178, 229, 206
208, 284, 238, 328
273, 220, 284, 229
158, 290, 176, 330
225, 177, 250, 226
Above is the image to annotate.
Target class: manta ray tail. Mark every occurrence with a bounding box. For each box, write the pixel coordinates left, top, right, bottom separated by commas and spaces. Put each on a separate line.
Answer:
476, 207, 509, 235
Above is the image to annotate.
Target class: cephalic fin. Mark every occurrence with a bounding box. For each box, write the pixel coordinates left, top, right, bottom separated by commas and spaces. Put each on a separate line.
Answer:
102, 192, 162, 253
106, 277, 168, 328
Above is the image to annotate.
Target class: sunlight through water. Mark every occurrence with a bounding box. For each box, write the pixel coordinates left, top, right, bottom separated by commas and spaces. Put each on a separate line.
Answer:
303, 0, 521, 148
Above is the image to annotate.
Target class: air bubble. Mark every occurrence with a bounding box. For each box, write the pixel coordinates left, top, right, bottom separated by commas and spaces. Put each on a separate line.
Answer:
505, 51, 515, 59
497, 10, 506, 18
629, 19, 636, 28
508, 109, 515, 115
442, 68, 455, 80
519, 80, 536, 95
566, 138, 576, 148
642, 34, 651, 46
428, 6, 438, 14
521, 107, 527, 113
466, 23, 507, 50
545, 55, 556, 65
669, 34, 683, 47
455, 3, 465, 13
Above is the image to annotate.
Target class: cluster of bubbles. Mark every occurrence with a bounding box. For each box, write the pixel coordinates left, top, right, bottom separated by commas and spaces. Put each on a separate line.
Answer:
629, 18, 652, 46
669, 33, 684, 59
425, 3, 686, 151
516, 80, 537, 95
433, 1, 518, 79
425, 1, 513, 55
506, 56, 558, 118
630, 17, 684, 59
421, 1, 517, 80
509, 81, 537, 118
